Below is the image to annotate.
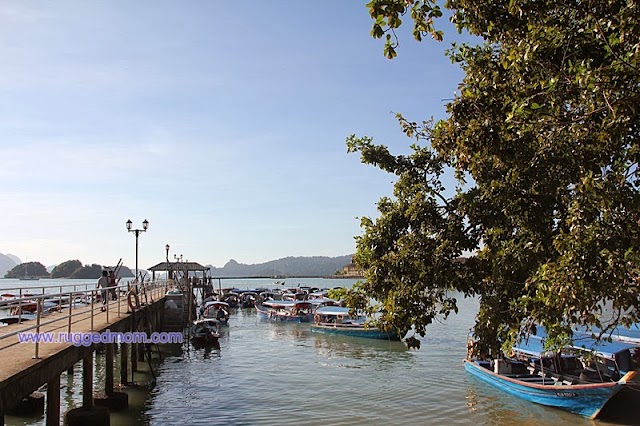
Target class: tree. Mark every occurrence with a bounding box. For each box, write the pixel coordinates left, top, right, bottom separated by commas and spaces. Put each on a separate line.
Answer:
51, 260, 83, 278
4, 262, 49, 278
70, 264, 104, 279
347, 0, 640, 352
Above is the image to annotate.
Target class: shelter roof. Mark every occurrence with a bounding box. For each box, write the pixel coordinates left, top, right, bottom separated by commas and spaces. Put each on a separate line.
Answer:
147, 261, 209, 272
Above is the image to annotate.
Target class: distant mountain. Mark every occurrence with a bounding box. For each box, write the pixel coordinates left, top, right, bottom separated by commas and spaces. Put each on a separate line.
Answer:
5, 254, 21, 265
0, 253, 18, 278
206, 255, 354, 278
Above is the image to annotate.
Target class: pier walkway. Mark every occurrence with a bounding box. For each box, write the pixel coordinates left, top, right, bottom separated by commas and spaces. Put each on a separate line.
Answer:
0, 281, 176, 425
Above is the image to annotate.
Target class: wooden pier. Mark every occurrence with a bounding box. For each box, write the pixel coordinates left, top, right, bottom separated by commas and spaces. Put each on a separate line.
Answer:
0, 281, 182, 425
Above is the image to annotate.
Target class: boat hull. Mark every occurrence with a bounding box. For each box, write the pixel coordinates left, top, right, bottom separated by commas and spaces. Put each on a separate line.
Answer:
255, 304, 313, 323
464, 359, 625, 418
311, 324, 400, 340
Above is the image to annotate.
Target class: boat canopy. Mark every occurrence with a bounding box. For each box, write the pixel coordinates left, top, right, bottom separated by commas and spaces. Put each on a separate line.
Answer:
576, 324, 640, 344
203, 301, 230, 309
513, 326, 638, 361
315, 306, 352, 315
262, 300, 312, 309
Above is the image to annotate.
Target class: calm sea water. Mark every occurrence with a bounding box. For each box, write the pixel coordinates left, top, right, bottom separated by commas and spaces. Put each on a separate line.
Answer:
2, 278, 637, 425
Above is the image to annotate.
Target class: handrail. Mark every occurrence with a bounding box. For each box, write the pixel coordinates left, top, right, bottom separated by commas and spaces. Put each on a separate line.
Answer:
0, 280, 173, 358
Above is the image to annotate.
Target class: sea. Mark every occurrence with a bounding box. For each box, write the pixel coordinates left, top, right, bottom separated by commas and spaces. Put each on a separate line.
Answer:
1, 278, 637, 425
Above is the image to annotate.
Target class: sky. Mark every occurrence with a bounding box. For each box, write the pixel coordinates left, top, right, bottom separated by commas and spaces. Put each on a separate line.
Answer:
0, 1, 467, 270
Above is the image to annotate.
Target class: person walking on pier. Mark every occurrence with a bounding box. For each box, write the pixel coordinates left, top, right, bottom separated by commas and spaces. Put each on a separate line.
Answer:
97, 270, 109, 311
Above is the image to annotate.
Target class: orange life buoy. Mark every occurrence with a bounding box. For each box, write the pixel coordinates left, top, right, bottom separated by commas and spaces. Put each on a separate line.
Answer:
127, 291, 140, 311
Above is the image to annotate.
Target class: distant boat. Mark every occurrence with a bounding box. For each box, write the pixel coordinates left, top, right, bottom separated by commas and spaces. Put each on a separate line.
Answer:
311, 306, 400, 340
255, 300, 314, 322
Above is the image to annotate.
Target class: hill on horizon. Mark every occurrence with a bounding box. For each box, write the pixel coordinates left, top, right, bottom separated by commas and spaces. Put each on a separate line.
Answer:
206, 255, 354, 278
0, 253, 19, 278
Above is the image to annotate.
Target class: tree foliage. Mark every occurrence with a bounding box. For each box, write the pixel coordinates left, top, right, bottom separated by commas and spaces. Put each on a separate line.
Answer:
4, 262, 49, 279
51, 260, 83, 278
70, 264, 104, 279
349, 0, 640, 351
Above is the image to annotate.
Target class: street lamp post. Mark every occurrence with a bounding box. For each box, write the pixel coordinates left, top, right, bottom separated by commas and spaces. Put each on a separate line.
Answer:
126, 219, 149, 283
165, 244, 171, 280
174, 254, 182, 287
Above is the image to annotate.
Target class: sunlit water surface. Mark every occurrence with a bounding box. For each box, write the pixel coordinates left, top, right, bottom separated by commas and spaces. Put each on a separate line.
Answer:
2, 278, 638, 425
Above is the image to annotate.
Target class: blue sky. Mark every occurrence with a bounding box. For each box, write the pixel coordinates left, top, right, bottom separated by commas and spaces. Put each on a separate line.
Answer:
0, 1, 466, 270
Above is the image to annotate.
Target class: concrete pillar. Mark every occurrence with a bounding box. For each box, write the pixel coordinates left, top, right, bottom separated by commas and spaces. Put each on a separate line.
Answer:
120, 342, 128, 385
82, 353, 93, 408
46, 373, 60, 426
105, 343, 114, 396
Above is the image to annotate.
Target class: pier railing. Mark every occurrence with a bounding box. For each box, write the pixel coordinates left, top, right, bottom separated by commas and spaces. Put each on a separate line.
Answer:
0, 280, 173, 358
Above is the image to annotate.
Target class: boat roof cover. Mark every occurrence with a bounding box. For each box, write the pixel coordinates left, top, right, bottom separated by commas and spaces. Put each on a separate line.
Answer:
577, 324, 640, 343
262, 300, 312, 308
203, 301, 230, 308
513, 326, 637, 360
315, 306, 351, 315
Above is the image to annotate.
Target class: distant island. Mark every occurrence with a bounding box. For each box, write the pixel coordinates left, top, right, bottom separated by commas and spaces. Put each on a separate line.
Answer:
1, 257, 135, 279
1, 252, 359, 279
206, 255, 359, 278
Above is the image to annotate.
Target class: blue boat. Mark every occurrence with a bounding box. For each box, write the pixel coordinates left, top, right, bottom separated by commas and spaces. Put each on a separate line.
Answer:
310, 306, 400, 340
515, 326, 639, 380
255, 300, 314, 323
464, 359, 635, 418
465, 326, 639, 418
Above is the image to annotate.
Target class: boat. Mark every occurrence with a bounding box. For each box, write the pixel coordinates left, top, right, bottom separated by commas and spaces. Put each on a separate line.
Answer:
239, 291, 258, 309
465, 326, 639, 419
464, 358, 635, 418
255, 300, 314, 322
201, 301, 230, 326
310, 306, 401, 340
512, 326, 640, 382
190, 318, 220, 347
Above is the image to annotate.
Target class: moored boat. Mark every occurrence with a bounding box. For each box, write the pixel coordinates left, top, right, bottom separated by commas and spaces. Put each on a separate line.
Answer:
190, 318, 220, 347
201, 301, 230, 326
464, 358, 635, 418
465, 326, 640, 418
255, 300, 314, 322
310, 306, 400, 340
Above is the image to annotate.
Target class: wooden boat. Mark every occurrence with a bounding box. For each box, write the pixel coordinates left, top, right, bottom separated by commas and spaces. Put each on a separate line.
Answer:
310, 306, 400, 340
465, 326, 639, 418
464, 358, 635, 418
512, 326, 639, 382
255, 300, 314, 322
202, 301, 230, 326
190, 319, 220, 347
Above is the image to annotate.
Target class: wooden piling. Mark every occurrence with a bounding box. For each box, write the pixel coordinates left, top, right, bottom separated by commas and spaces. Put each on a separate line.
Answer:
46, 373, 60, 426
120, 342, 128, 385
105, 343, 113, 396
82, 353, 93, 408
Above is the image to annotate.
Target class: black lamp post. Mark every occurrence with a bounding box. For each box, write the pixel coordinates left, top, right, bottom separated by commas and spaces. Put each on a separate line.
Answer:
165, 244, 171, 279
126, 219, 149, 283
